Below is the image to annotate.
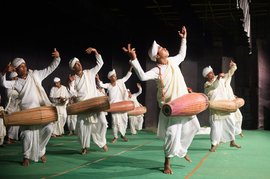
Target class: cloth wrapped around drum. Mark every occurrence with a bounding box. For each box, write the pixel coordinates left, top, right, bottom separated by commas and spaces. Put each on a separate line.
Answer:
67, 96, 110, 115
2, 106, 58, 126
162, 92, 209, 117
209, 98, 245, 113
105, 100, 135, 113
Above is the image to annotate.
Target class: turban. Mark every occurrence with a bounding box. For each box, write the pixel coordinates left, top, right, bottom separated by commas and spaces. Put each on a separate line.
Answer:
9, 72, 18, 78
54, 77, 61, 83
202, 66, 213, 78
107, 69, 116, 79
148, 40, 160, 62
69, 57, 79, 70
12, 58, 25, 68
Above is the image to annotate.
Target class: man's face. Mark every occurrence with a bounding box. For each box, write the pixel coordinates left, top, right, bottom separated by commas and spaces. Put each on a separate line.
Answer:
207, 71, 215, 81
73, 61, 82, 72
156, 46, 169, 64
16, 63, 27, 77
55, 81, 61, 88
109, 74, 117, 83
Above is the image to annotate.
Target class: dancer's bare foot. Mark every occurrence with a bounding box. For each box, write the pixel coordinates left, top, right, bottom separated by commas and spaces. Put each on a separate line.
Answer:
81, 148, 87, 155
164, 157, 173, 174
22, 158, 29, 167
184, 155, 192, 163
121, 135, 128, 142
230, 142, 241, 148
41, 155, 46, 163
111, 137, 118, 143
103, 144, 108, 152
209, 144, 218, 152
164, 164, 173, 174
239, 133, 244, 138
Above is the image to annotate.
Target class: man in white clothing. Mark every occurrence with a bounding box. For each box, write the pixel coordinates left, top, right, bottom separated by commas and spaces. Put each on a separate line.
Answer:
98, 67, 132, 143
202, 62, 241, 152
127, 83, 144, 135
224, 60, 244, 138
5, 72, 20, 144
122, 26, 200, 174
49, 77, 70, 137
1, 48, 61, 166
68, 47, 108, 155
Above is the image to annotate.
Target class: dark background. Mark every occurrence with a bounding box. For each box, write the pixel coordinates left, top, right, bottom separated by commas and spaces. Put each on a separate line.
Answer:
0, 0, 270, 130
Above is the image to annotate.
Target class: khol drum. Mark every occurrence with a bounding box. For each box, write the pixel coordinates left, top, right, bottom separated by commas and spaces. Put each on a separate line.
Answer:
67, 96, 110, 115
3, 106, 58, 126
209, 97, 245, 113
106, 100, 135, 113
128, 106, 147, 116
162, 93, 209, 117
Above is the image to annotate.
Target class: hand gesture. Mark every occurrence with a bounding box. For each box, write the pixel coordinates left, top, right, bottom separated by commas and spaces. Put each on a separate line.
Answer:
218, 73, 225, 79
52, 48, 60, 59
178, 26, 187, 39
229, 59, 236, 67
86, 47, 99, 55
68, 74, 75, 82
3, 62, 15, 74
122, 44, 137, 60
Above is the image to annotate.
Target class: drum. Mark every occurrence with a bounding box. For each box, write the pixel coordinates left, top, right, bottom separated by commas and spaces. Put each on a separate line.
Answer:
209, 100, 238, 113
128, 106, 147, 116
3, 106, 58, 126
233, 98, 245, 108
106, 100, 135, 113
66, 96, 110, 115
162, 92, 209, 117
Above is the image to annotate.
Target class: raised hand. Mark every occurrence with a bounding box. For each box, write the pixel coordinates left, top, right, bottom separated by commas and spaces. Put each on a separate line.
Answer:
52, 48, 60, 59
122, 43, 137, 60
178, 26, 187, 39
85, 47, 99, 55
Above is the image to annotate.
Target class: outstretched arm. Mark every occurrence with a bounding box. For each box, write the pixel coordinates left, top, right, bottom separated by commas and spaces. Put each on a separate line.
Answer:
122, 43, 158, 81
85, 47, 104, 74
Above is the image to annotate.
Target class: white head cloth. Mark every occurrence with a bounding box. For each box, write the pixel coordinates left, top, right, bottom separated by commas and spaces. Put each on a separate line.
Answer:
69, 57, 79, 70
54, 77, 61, 83
202, 66, 213, 78
12, 58, 25, 68
107, 69, 116, 79
10, 72, 18, 78
148, 40, 160, 62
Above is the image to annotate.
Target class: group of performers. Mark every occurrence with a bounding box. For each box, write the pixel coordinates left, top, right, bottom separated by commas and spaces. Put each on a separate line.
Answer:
0, 26, 243, 175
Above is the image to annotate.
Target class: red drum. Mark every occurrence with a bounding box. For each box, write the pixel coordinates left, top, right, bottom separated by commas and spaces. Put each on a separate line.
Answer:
162, 92, 209, 117
67, 96, 110, 115
106, 100, 135, 113
128, 106, 147, 116
3, 106, 58, 126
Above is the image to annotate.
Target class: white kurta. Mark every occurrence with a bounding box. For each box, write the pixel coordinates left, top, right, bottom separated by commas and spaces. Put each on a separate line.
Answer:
6, 87, 21, 140
1, 57, 60, 162
99, 71, 132, 138
131, 39, 200, 158
128, 86, 144, 134
224, 64, 243, 135
204, 65, 237, 146
49, 85, 70, 135
69, 54, 106, 148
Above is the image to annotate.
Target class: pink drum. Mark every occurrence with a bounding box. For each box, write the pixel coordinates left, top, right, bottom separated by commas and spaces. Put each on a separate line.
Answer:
162, 92, 209, 117
128, 106, 147, 116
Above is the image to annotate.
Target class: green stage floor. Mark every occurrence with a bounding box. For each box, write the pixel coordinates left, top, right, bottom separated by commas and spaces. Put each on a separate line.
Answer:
0, 129, 270, 179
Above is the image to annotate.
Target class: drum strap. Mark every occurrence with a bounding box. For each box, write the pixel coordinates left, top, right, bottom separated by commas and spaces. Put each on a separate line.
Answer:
158, 66, 165, 103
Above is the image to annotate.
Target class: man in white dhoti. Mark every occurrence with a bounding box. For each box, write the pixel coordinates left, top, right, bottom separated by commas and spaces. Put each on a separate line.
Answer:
5, 72, 20, 144
0, 97, 6, 147
49, 77, 70, 137
224, 60, 244, 137
127, 83, 144, 135
68, 47, 108, 155
1, 48, 60, 166
98, 67, 133, 143
202, 63, 241, 152
122, 26, 200, 174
